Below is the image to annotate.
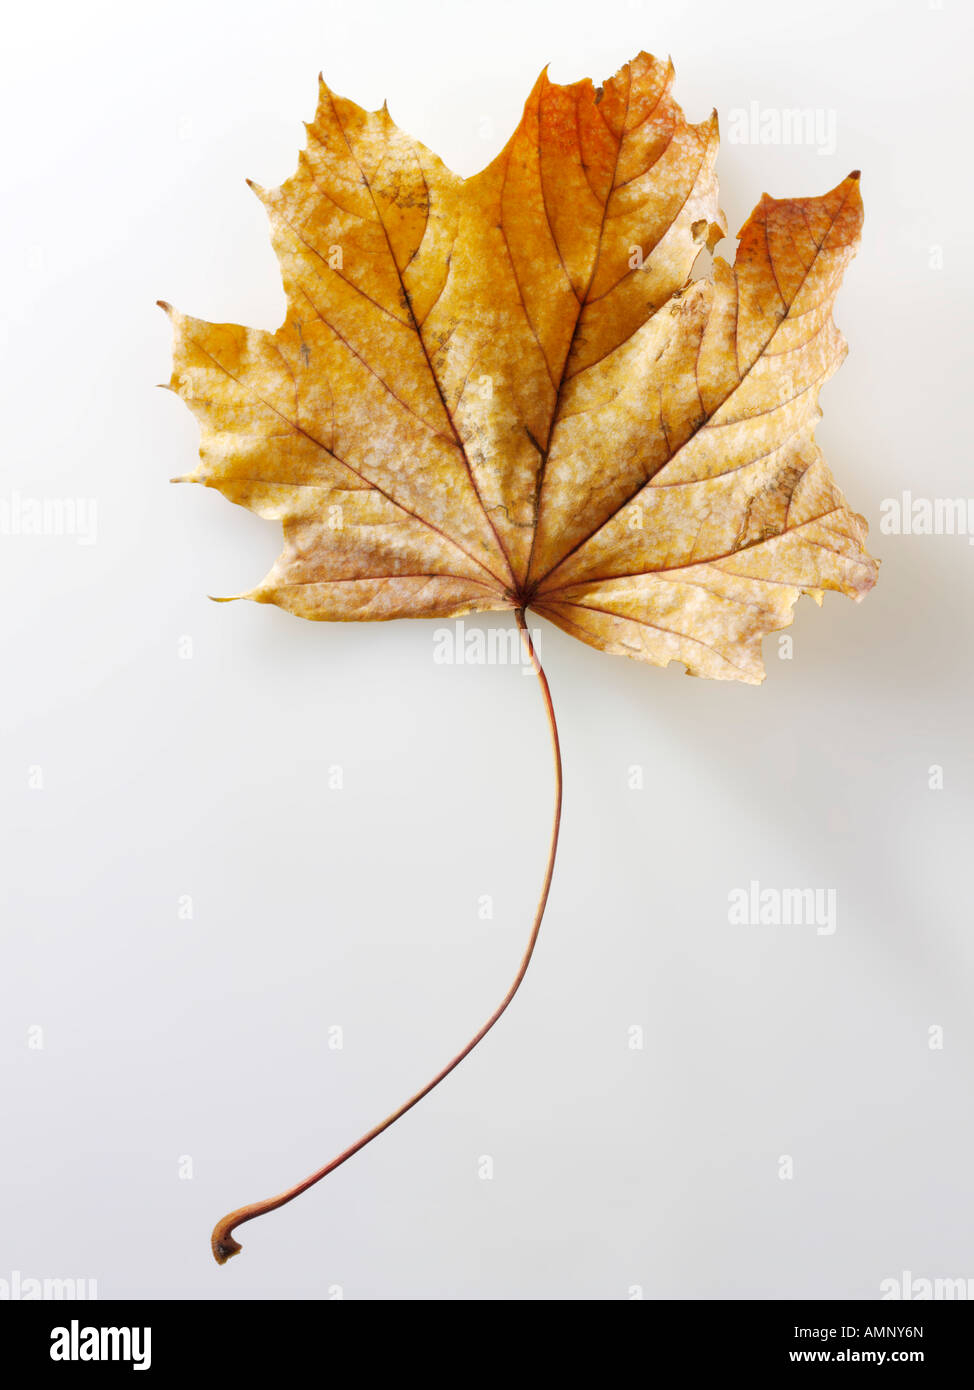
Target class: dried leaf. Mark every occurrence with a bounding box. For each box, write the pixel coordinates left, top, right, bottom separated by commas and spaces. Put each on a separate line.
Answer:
162, 51, 875, 685
162, 54, 878, 1267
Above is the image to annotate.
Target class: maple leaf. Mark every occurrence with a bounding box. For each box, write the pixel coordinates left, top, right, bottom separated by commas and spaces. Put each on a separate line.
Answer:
160, 52, 876, 1265
162, 51, 874, 685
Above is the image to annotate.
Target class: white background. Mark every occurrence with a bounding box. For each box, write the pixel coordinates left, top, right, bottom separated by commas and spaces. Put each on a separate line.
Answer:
2, 0, 972, 1300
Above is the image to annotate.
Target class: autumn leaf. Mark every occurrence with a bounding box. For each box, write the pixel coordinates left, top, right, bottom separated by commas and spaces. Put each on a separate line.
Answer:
161, 52, 876, 1264
162, 51, 874, 684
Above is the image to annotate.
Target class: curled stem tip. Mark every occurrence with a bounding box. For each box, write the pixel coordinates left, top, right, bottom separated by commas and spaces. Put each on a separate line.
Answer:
210, 607, 561, 1264
211, 1230, 242, 1265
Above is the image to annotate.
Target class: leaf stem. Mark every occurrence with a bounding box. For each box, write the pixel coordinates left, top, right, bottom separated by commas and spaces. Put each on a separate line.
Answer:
211, 607, 562, 1264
